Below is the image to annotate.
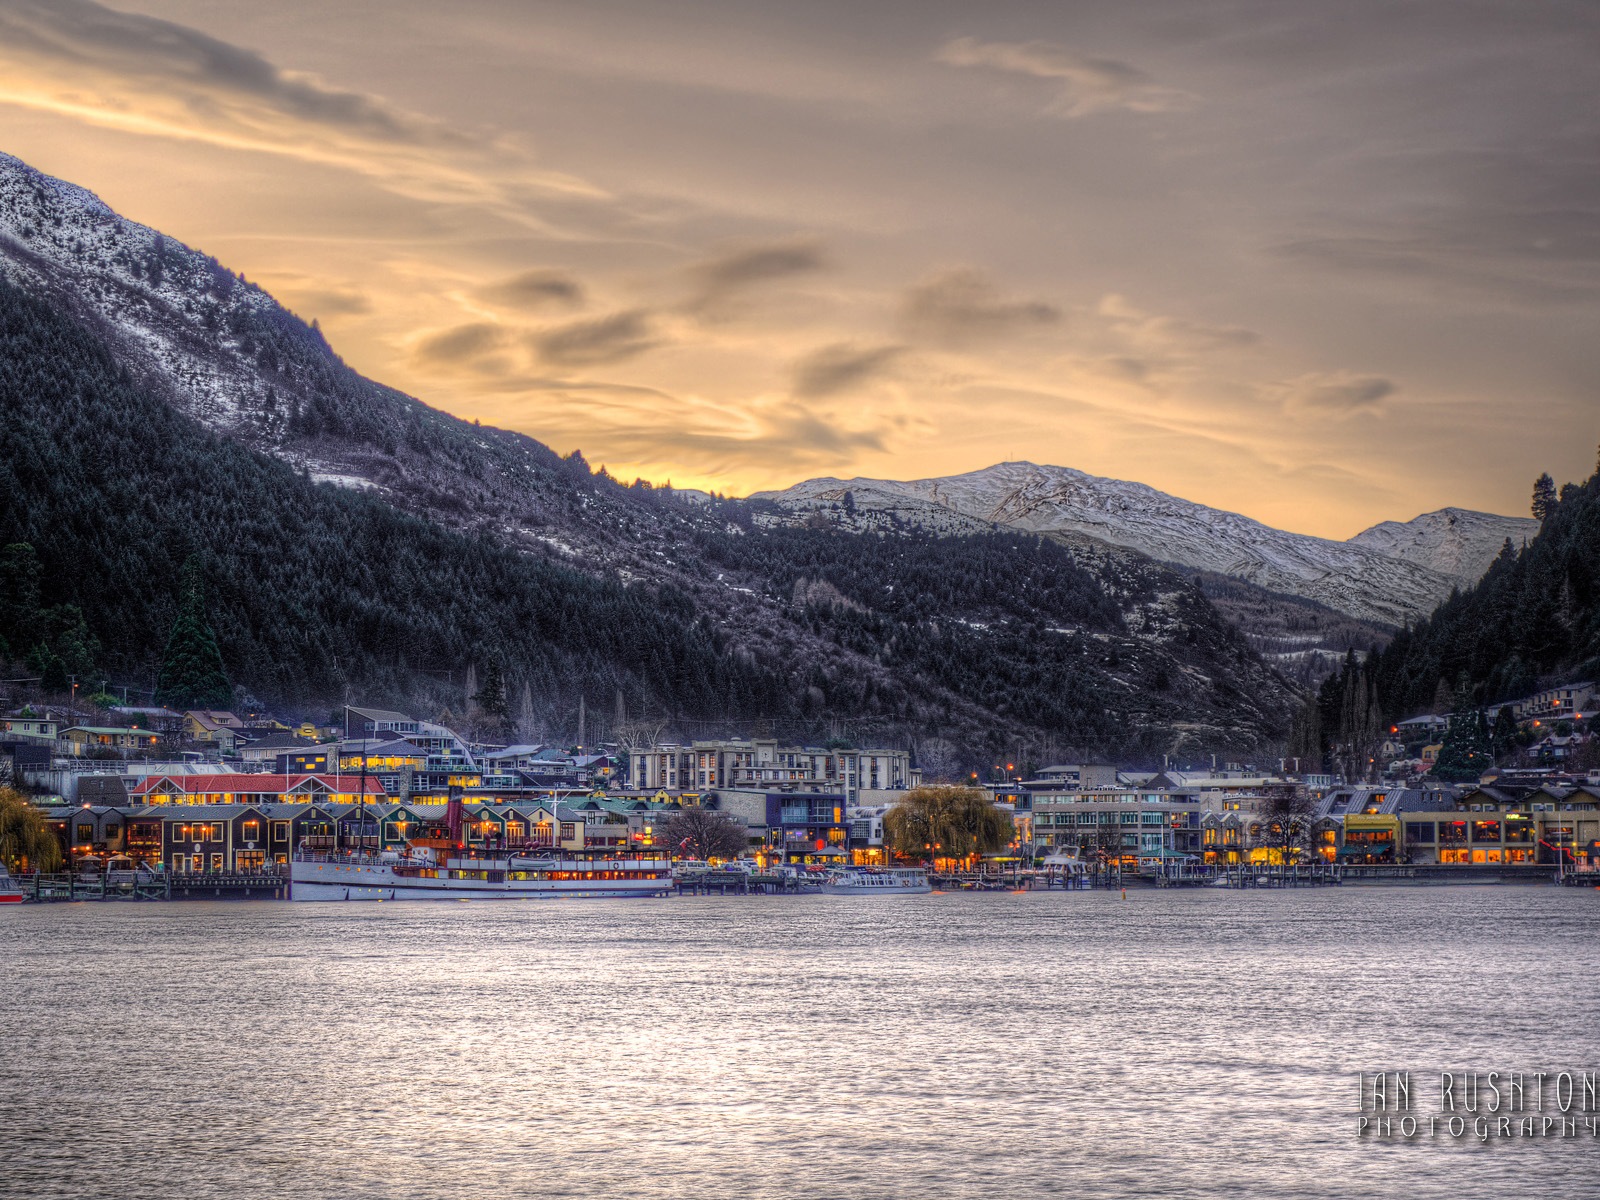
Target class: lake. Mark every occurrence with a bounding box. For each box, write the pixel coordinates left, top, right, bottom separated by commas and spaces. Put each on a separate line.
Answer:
3, 886, 1598, 1198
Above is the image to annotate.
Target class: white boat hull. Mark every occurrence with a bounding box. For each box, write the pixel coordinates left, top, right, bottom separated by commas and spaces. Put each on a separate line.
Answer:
291, 858, 672, 901
821, 868, 931, 895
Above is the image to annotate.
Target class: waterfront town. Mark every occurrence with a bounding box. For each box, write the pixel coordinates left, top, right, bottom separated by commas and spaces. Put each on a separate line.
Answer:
3, 682, 1599, 894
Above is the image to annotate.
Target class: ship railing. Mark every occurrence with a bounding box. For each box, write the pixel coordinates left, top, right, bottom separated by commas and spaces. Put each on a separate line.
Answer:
294, 850, 393, 866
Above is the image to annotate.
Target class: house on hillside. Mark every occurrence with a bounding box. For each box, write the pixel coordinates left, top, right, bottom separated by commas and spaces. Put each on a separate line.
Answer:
183, 710, 246, 750
57, 725, 165, 756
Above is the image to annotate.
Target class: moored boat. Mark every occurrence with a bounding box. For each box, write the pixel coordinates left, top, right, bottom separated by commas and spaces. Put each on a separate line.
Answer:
291, 844, 672, 901
821, 866, 931, 895
0, 864, 23, 904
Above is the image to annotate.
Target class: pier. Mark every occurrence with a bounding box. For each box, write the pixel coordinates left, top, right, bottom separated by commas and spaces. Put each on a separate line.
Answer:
15, 867, 290, 902
673, 871, 805, 895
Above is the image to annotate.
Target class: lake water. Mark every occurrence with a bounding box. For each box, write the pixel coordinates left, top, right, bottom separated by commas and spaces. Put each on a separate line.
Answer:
3, 886, 1598, 1199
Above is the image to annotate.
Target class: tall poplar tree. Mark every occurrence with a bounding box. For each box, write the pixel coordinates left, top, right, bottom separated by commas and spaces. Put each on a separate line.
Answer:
155, 557, 232, 710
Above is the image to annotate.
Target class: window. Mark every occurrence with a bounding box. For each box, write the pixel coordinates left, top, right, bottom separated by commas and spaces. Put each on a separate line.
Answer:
560, 823, 576, 840
1405, 822, 1436, 845
75, 823, 94, 843
1470, 821, 1502, 844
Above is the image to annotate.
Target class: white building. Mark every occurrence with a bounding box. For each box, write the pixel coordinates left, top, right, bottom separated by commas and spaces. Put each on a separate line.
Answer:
628, 738, 916, 803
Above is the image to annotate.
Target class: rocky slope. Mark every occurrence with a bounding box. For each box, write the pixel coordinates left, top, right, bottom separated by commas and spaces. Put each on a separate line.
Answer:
1348, 508, 1539, 586
754, 463, 1521, 628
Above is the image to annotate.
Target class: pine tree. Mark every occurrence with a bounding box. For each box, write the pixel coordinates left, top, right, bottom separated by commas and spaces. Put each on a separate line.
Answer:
1491, 705, 1518, 758
519, 681, 535, 743
1432, 683, 1491, 782
475, 660, 509, 721
0, 542, 42, 652
1531, 472, 1557, 521
155, 557, 232, 710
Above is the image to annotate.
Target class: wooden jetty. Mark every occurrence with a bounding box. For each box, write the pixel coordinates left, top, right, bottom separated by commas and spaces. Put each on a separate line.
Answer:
673, 871, 804, 896
17, 868, 289, 902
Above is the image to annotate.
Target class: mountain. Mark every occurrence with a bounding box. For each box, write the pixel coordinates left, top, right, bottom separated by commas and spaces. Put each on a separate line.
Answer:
754, 462, 1523, 628
0, 152, 1300, 763
1348, 508, 1539, 585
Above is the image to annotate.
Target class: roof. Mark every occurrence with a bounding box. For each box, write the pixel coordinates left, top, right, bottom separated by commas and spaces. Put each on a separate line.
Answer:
60, 726, 161, 736
240, 733, 316, 751
348, 706, 415, 724
185, 710, 243, 729
152, 803, 270, 819
128, 773, 387, 796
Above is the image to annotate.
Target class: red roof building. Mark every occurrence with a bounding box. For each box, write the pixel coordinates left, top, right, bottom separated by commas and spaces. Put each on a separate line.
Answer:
129, 773, 387, 806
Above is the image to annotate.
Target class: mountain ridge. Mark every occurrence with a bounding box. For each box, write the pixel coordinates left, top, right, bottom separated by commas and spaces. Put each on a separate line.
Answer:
0, 151, 1300, 762
754, 462, 1534, 627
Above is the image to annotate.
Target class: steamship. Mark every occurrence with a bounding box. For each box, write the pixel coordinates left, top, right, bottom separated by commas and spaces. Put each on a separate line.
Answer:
289, 795, 671, 901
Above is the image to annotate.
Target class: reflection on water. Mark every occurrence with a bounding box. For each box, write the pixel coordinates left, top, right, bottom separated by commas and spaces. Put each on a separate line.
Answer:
3, 887, 1599, 1199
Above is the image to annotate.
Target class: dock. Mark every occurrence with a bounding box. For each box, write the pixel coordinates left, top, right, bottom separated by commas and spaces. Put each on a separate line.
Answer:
16, 868, 290, 902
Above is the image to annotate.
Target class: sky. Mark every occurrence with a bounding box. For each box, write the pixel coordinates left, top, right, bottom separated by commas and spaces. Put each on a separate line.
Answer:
0, 0, 1596, 538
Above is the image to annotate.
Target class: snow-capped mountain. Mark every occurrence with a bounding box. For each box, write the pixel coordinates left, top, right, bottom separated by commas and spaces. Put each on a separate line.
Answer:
0, 150, 1303, 753
0, 150, 285, 438
1348, 508, 1538, 584
754, 462, 1519, 627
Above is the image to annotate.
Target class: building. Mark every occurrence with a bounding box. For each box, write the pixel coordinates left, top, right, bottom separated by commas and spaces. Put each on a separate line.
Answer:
238, 732, 316, 766
1026, 764, 1121, 790
1030, 791, 1203, 868
629, 739, 914, 803
183, 711, 247, 748
56, 726, 165, 756
2, 713, 60, 744
128, 772, 387, 807
1514, 682, 1596, 723
708, 788, 848, 863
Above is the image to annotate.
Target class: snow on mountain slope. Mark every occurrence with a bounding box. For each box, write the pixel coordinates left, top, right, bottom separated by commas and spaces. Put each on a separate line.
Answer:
0, 150, 287, 437
754, 462, 1474, 627
1347, 507, 1538, 586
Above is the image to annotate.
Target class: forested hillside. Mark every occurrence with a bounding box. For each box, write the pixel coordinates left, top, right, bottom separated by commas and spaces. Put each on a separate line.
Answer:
0, 276, 1301, 759
0, 279, 785, 719
1296, 459, 1600, 776
1365, 462, 1600, 713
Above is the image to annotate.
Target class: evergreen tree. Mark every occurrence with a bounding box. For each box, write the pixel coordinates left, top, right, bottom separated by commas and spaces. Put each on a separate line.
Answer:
1432, 685, 1492, 782
1531, 472, 1557, 520
476, 660, 510, 721
155, 557, 232, 710
1491, 705, 1518, 758
0, 542, 42, 652
27, 642, 68, 693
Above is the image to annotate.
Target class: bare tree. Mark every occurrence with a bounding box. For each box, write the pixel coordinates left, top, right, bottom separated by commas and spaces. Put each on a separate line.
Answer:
665, 807, 749, 861
1253, 788, 1317, 866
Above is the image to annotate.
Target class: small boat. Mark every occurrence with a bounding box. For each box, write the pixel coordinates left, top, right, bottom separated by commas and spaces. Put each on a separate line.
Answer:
0, 864, 23, 904
821, 866, 931, 895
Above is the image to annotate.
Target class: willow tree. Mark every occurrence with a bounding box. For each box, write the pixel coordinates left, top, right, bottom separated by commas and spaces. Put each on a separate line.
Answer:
0, 787, 62, 872
884, 785, 1014, 864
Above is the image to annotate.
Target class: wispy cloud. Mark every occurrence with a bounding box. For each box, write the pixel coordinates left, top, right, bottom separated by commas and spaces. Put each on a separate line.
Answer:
900, 268, 1059, 348
684, 236, 826, 316
532, 309, 658, 367
481, 268, 587, 311
789, 342, 903, 397
0, 0, 604, 215
412, 322, 511, 366
1277, 371, 1396, 417
936, 37, 1194, 118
